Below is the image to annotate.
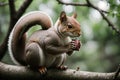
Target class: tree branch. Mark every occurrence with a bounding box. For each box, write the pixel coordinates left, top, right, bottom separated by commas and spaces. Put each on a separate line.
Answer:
0, 62, 120, 80
9, 0, 16, 19
113, 64, 120, 80
56, 0, 120, 36
0, 0, 33, 60
16, 0, 33, 19
0, 0, 16, 60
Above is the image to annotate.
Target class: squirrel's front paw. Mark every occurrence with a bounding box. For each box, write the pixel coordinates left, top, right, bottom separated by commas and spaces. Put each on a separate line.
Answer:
71, 39, 81, 51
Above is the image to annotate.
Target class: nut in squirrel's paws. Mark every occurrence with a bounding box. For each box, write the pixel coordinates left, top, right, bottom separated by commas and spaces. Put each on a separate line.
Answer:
71, 39, 81, 51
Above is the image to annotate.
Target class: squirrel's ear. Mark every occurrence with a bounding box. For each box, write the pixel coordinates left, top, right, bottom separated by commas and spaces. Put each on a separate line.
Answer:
72, 12, 77, 19
60, 11, 67, 22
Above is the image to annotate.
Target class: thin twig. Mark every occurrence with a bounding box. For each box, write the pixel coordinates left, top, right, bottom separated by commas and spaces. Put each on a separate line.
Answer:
57, 0, 108, 13
57, 0, 120, 35
57, 0, 88, 6
86, 0, 120, 35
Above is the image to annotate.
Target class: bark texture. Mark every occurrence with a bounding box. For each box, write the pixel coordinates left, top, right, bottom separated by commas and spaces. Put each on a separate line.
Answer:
0, 62, 119, 80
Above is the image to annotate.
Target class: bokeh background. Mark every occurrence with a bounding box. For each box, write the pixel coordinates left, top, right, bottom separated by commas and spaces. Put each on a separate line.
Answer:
0, 0, 120, 72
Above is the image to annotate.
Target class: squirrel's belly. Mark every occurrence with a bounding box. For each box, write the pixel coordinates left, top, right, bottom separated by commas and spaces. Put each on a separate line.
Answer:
44, 53, 55, 67
43, 53, 60, 67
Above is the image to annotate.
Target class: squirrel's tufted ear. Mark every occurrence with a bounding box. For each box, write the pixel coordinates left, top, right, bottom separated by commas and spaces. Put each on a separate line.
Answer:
60, 11, 67, 22
72, 12, 77, 19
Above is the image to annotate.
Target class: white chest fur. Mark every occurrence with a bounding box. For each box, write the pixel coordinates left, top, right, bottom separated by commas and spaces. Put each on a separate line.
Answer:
63, 36, 72, 45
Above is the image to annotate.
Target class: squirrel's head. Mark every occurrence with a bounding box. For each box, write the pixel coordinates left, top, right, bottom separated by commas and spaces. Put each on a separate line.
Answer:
57, 11, 81, 37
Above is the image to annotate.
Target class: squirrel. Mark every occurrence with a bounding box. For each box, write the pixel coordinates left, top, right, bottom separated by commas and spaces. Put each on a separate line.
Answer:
8, 11, 81, 74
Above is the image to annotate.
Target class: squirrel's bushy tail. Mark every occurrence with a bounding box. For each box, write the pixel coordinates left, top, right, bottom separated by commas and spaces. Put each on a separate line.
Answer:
8, 11, 53, 65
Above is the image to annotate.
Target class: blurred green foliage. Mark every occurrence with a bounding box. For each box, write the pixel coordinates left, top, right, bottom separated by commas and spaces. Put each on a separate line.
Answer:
0, 0, 120, 72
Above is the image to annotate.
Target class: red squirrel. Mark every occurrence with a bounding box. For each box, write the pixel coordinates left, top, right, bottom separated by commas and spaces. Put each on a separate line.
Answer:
8, 11, 81, 74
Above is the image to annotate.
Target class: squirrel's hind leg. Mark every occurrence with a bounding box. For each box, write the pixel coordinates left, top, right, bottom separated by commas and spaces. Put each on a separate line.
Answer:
51, 53, 68, 70
25, 42, 46, 73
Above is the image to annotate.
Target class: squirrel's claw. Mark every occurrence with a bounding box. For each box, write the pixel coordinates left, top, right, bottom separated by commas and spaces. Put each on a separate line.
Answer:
56, 65, 68, 70
39, 67, 47, 74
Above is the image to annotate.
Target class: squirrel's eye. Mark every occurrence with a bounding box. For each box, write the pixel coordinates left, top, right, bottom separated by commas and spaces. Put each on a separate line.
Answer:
67, 24, 72, 28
